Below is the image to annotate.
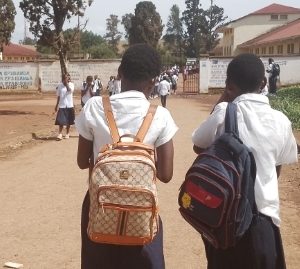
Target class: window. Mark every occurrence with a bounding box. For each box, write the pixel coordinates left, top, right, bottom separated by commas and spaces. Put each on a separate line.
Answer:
287, 43, 294, 54
268, 46, 274, 54
271, 14, 278, 20
277, 45, 283, 54
262, 47, 266, 55
280, 14, 288, 20
255, 48, 260, 55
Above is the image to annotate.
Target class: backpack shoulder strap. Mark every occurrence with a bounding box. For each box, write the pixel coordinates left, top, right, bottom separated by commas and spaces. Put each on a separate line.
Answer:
225, 102, 239, 137
102, 96, 120, 143
136, 104, 157, 142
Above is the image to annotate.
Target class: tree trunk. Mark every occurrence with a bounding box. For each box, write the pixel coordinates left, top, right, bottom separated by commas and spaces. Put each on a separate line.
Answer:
58, 49, 68, 76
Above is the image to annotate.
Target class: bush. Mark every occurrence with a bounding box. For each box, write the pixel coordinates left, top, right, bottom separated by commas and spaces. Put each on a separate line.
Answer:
269, 86, 300, 130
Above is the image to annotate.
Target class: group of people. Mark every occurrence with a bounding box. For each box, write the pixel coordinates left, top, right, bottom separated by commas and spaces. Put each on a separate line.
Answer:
106, 75, 121, 96
53, 44, 298, 269
151, 66, 180, 108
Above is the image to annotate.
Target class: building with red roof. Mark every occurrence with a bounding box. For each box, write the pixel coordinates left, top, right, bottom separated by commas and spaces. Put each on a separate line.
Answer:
214, 3, 300, 56
1, 43, 40, 62
238, 18, 300, 55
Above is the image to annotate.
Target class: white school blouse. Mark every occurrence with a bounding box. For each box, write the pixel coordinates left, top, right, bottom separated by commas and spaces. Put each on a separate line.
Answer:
75, 90, 178, 162
192, 93, 298, 226
56, 82, 74, 108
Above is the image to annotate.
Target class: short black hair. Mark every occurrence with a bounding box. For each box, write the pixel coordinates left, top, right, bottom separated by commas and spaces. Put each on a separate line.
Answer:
119, 43, 161, 82
227, 53, 265, 93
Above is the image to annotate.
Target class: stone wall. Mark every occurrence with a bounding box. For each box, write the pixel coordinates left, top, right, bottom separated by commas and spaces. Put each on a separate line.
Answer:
0, 59, 121, 92
199, 55, 300, 93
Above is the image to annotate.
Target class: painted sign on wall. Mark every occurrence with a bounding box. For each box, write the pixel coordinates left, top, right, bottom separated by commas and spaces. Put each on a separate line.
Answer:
0, 63, 37, 90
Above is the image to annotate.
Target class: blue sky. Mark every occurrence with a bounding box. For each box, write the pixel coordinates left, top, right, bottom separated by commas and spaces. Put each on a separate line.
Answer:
11, 0, 300, 43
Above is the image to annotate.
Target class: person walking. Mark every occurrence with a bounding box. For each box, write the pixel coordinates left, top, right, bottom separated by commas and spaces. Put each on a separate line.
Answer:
81, 75, 94, 107
158, 76, 170, 108
93, 75, 103, 96
266, 58, 279, 95
54, 73, 75, 140
192, 53, 298, 269
106, 75, 115, 96
75, 44, 178, 269
112, 74, 121, 95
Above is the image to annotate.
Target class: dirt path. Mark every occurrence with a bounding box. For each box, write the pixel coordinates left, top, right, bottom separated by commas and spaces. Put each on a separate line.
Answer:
0, 94, 299, 269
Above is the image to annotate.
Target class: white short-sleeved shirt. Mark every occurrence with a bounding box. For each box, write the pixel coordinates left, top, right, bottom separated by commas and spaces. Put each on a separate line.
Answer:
107, 80, 114, 93
56, 82, 74, 108
75, 90, 178, 162
158, 80, 170, 96
113, 80, 121, 95
192, 93, 298, 226
81, 84, 94, 105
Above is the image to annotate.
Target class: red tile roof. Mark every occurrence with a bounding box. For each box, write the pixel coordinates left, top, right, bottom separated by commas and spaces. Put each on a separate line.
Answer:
251, 3, 300, 15
218, 3, 300, 31
238, 18, 300, 48
3, 43, 40, 57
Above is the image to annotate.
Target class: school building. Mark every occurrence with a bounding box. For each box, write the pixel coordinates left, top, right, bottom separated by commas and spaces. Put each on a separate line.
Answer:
214, 3, 300, 57
0, 43, 40, 62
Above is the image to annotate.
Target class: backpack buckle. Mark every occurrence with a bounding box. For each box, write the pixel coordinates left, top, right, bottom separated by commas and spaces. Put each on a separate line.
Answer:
120, 170, 130, 180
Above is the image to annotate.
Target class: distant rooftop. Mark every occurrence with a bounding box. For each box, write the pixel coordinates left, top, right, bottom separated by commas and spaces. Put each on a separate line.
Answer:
218, 3, 300, 31
251, 3, 300, 15
238, 18, 300, 48
3, 43, 40, 57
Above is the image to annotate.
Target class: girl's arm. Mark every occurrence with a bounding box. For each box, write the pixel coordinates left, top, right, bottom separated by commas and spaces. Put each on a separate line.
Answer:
77, 135, 93, 170
155, 139, 174, 183
55, 96, 60, 112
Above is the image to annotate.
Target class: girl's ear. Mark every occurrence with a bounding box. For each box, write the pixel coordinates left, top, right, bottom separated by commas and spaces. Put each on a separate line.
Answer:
225, 80, 241, 102
260, 77, 267, 90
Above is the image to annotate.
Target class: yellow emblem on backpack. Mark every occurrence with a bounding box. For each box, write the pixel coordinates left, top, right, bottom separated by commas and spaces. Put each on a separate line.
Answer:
181, 193, 191, 209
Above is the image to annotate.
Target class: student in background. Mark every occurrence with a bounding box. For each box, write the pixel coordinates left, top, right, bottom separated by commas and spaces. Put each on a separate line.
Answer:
112, 74, 121, 95
54, 73, 75, 140
81, 75, 94, 107
107, 75, 115, 96
266, 58, 279, 95
158, 76, 170, 108
93, 75, 103, 96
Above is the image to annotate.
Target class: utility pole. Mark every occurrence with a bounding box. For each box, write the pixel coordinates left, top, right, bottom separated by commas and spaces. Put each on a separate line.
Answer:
24, 18, 28, 42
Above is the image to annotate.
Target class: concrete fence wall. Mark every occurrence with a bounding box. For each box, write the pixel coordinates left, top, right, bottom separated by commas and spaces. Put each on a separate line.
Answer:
0, 59, 121, 92
199, 55, 300, 93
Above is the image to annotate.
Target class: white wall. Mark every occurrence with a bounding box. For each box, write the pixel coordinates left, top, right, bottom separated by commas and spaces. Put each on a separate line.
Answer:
0, 60, 121, 92
200, 55, 300, 93
0, 62, 38, 90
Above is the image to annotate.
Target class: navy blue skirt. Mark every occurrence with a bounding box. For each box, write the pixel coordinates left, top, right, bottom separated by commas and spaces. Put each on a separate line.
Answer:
81, 191, 165, 269
203, 214, 286, 269
55, 107, 75, 126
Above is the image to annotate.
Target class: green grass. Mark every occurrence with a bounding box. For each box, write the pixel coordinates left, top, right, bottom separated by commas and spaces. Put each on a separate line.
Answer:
269, 86, 300, 130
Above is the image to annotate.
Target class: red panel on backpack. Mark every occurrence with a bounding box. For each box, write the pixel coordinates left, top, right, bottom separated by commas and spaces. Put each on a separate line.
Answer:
186, 181, 223, 208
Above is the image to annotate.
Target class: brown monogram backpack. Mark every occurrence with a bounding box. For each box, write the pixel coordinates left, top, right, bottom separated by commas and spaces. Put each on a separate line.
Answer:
88, 96, 158, 245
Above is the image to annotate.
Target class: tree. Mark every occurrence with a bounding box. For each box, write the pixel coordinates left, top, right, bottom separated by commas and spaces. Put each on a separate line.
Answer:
129, 1, 163, 48
182, 0, 205, 57
202, 0, 227, 53
104, 14, 122, 53
80, 30, 105, 51
88, 43, 117, 59
0, 0, 16, 52
121, 13, 134, 40
19, 0, 93, 75
163, 4, 183, 57
19, 37, 36, 45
